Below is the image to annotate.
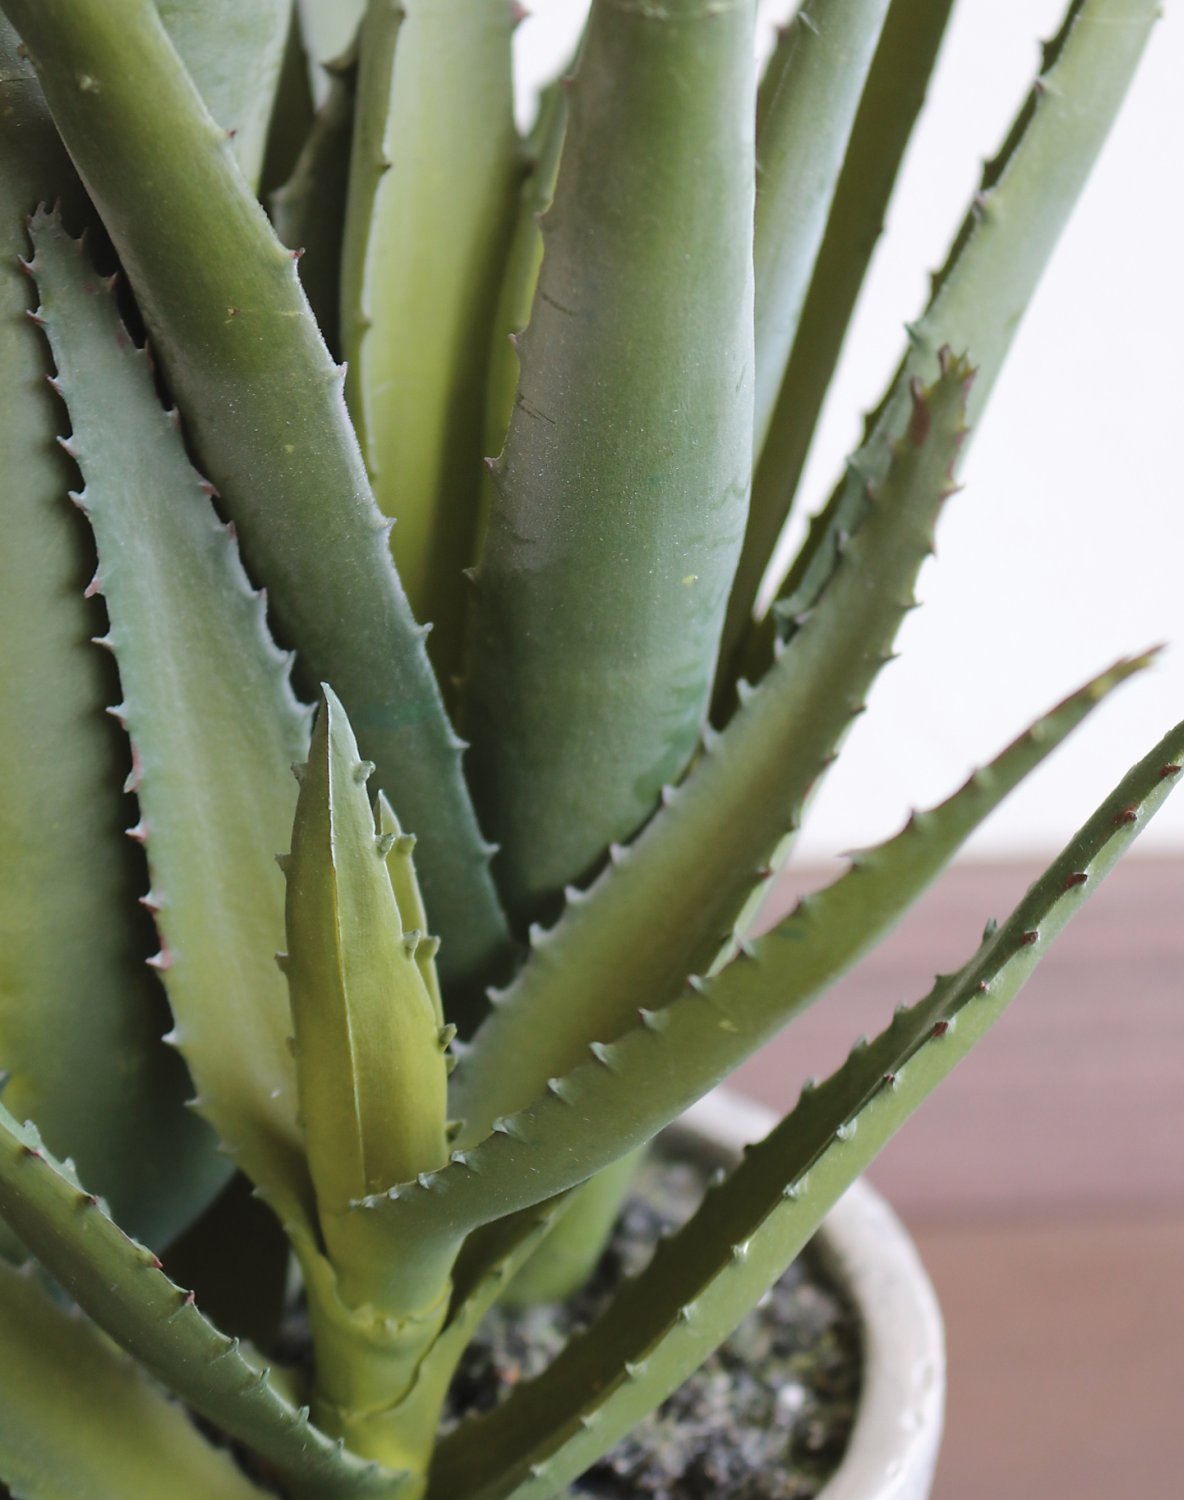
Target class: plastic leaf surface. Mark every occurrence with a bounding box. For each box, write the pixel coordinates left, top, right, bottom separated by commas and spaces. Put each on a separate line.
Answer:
28, 209, 314, 1232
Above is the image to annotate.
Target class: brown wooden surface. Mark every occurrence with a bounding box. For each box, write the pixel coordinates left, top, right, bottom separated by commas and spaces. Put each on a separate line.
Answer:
734, 857, 1183, 1499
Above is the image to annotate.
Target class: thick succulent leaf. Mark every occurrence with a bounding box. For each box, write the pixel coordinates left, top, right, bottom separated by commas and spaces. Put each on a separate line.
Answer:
720, 0, 955, 673
771, 0, 1159, 644
751, 0, 891, 459
5, 0, 512, 1002
369, 643, 1143, 1259
0, 1260, 269, 1500
481, 82, 567, 484
156, 0, 290, 190
297, 0, 365, 101
341, 0, 519, 682
375, 792, 443, 1025
0, 19, 223, 1253
461, 0, 758, 928
374, 1196, 569, 1460
0, 1104, 411, 1500
271, 47, 356, 353
431, 723, 1184, 1500
282, 687, 449, 1306
455, 359, 970, 1142
27, 209, 314, 1230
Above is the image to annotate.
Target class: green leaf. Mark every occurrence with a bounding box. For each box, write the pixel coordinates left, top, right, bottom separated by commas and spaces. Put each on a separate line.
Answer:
372, 646, 1146, 1266
771, 0, 1160, 648
0, 1103, 412, 1500
296, 0, 365, 102
282, 687, 449, 1308
271, 46, 356, 353
0, 18, 223, 1253
375, 792, 443, 1025
430, 720, 1184, 1500
480, 80, 567, 484
27, 209, 313, 1232
341, 0, 520, 682
719, 0, 955, 675
156, 0, 290, 190
752, 0, 891, 460
461, 0, 758, 928
0, 1260, 271, 1500
455, 358, 972, 1146
5, 0, 512, 1002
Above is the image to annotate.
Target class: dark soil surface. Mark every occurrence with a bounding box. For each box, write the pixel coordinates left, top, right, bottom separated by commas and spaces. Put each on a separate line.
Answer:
442, 1152, 861, 1498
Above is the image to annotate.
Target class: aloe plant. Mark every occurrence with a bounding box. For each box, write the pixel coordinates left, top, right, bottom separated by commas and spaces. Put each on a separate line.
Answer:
0, 1, 1173, 1496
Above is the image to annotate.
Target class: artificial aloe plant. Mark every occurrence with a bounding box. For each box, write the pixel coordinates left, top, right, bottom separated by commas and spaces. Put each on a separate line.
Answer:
0, 0, 1176, 1496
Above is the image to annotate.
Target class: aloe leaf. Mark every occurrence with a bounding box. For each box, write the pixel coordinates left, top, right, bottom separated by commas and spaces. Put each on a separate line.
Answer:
461, 0, 758, 928
0, 1105, 411, 1500
27, 209, 314, 1230
719, 0, 955, 675
4, 0, 512, 1001
769, 0, 1159, 648
498, 1148, 643, 1308
752, 0, 891, 460
0, 19, 223, 1253
156, 0, 290, 190
341, 0, 519, 682
272, 48, 356, 352
431, 724, 1184, 1500
281, 687, 449, 1307
455, 358, 971, 1143
0, 1260, 271, 1500
373, 644, 1145, 1260
481, 81, 566, 478
297, 0, 365, 101
375, 792, 443, 1025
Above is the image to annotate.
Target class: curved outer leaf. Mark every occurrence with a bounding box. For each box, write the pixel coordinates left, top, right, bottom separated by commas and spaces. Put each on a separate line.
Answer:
719, 0, 955, 671
373, 644, 1147, 1264
431, 725, 1184, 1500
461, 0, 758, 927
282, 687, 449, 1307
771, 0, 1159, 642
455, 359, 972, 1142
157, 0, 290, 190
28, 210, 314, 1231
341, 0, 519, 682
0, 1260, 270, 1500
0, 1105, 412, 1500
751, 0, 891, 459
0, 19, 222, 1253
3, 0, 512, 1002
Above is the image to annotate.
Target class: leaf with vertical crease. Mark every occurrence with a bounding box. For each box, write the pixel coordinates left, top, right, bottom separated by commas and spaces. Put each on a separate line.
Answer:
281, 687, 449, 1309
462, 0, 758, 930
455, 357, 973, 1145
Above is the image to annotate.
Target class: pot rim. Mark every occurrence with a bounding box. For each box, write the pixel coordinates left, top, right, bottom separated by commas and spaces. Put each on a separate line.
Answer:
672, 1088, 945, 1500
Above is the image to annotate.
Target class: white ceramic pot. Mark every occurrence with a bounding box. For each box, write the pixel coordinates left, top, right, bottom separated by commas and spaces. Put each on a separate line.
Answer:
672, 1090, 945, 1500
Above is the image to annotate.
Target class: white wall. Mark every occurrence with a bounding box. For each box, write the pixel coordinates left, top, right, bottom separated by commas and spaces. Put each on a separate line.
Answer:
513, 0, 1184, 860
